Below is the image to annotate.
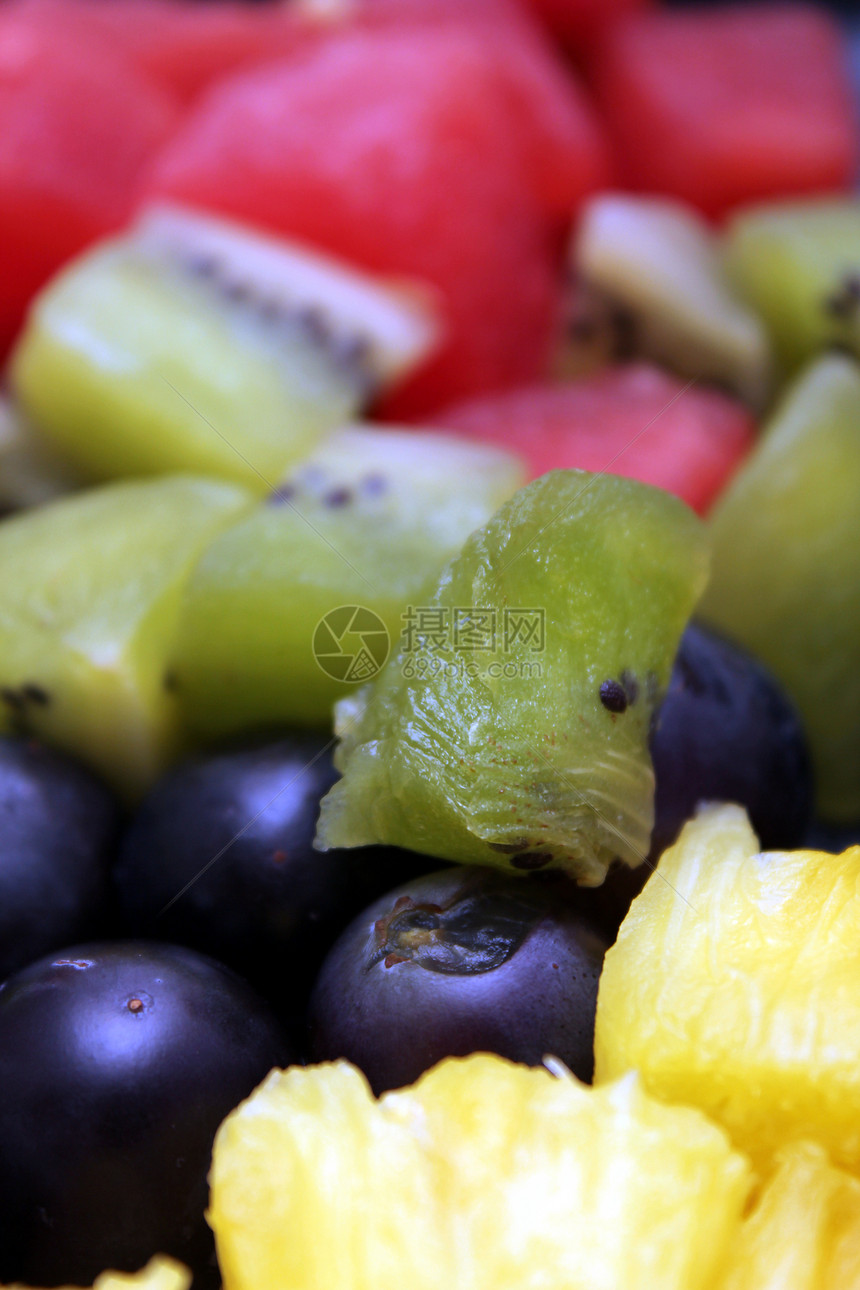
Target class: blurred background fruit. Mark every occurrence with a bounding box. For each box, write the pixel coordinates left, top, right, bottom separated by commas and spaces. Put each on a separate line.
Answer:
429, 364, 754, 516
168, 426, 523, 736
0, 8, 179, 358
589, 4, 856, 218
700, 354, 860, 823
0, 476, 252, 798
10, 206, 438, 491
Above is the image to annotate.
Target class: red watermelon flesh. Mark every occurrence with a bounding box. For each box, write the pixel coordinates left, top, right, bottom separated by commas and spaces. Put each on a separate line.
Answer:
318, 0, 613, 216
429, 365, 755, 516
145, 27, 564, 415
526, 0, 653, 55
452, 21, 612, 218
590, 4, 857, 220
326, 0, 525, 23
0, 12, 179, 357
8, 0, 321, 104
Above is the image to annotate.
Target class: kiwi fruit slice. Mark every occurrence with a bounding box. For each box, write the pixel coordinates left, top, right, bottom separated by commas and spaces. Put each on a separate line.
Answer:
10, 204, 438, 494
700, 353, 860, 823
0, 395, 81, 514
557, 195, 772, 408
170, 424, 525, 738
725, 198, 860, 378
315, 470, 709, 885
0, 475, 252, 798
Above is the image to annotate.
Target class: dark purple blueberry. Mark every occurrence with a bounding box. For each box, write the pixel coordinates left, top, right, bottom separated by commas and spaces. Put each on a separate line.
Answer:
577, 859, 652, 945
0, 736, 119, 981
308, 866, 608, 1096
804, 818, 860, 852
113, 735, 440, 1032
0, 941, 290, 1288
586, 621, 814, 939
651, 622, 813, 858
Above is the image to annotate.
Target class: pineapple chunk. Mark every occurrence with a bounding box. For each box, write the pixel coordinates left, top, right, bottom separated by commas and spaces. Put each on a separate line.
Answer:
2, 1257, 190, 1290
723, 1142, 860, 1290
209, 1054, 752, 1290
595, 804, 860, 1174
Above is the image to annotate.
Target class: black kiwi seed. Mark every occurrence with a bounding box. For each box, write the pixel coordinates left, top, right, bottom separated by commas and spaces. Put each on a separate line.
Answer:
825, 273, 860, 319
295, 306, 331, 346
21, 684, 50, 707
361, 474, 388, 497
335, 334, 377, 396
185, 253, 221, 279
610, 306, 638, 362
599, 679, 628, 714
267, 483, 297, 507
323, 487, 352, 509
174, 239, 377, 390
258, 298, 283, 324
335, 333, 372, 367
510, 851, 553, 871
223, 279, 253, 305
568, 315, 598, 343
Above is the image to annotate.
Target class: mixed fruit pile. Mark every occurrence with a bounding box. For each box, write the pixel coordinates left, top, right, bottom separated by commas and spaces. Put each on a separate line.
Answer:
1, 0, 860, 1285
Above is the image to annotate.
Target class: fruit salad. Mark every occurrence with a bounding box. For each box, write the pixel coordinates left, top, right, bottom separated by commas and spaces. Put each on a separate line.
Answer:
1, 0, 859, 1286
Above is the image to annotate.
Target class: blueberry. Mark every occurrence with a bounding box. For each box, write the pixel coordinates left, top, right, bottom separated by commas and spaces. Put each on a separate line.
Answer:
0, 736, 119, 981
651, 621, 813, 858
803, 818, 860, 852
308, 867, 607, 1095
586, 621, 814, 938
0, 941, 290, 1287
113, 735, 441, 1033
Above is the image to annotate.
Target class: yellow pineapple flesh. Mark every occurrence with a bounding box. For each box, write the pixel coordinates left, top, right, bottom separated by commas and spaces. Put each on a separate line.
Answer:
595, 804, 860, 1174
2, 1257, 190, 1290
723, 1142, 860, 1290
208, 1053, 751, 1290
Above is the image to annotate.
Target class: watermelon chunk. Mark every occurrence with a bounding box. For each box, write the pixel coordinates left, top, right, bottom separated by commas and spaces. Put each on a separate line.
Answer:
8, 0, 320, 104
145, 27, 566, 414
590, 4, 857, 220
468, 21, 612, 218
527, 0, 653, 54
310, 0, 613, 218
327, 0, 523, 22
0, 10, 179, 356
430, 365, 755, 516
